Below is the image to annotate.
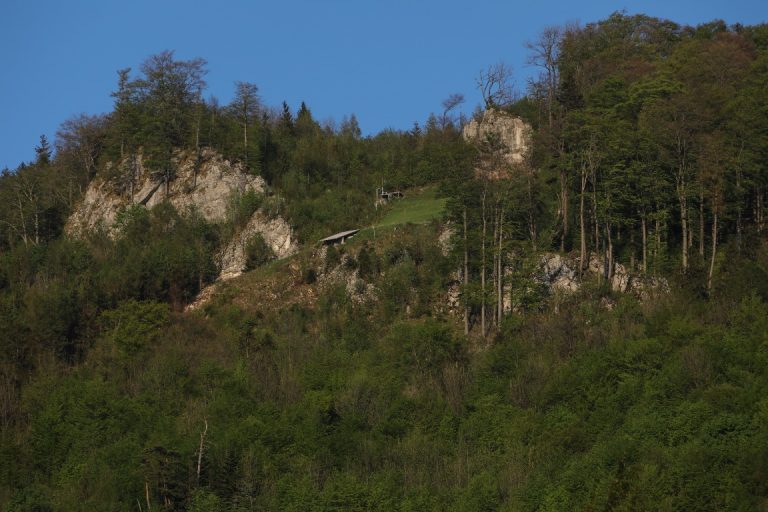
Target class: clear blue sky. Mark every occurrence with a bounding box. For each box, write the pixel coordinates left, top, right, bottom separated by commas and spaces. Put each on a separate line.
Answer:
0, 0, 765, 170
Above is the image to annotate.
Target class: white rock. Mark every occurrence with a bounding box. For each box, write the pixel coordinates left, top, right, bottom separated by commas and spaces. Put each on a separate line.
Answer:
462, 108, 532, 165
66, 149, 266, 236
217, 211, 298, 281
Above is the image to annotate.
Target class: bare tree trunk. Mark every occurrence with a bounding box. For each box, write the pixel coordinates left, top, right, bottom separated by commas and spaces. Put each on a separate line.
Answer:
688, 214, 694, 260
481, 189, 487, 338
591, 169, 600, 283
16, 195, 28, 247
579, 167, 587, 274
527, 166, 537, 250
560, 168, 568, 252
492, 206, 498, 330
463, 207, 469, 336
708, 210, 718, 294
129, 154, 135, 201
243, 123, 248, 168
736, 167, 742, 254
194, 114, 202, 190
197, 419, 208, 485
497, 206, 504, 328
33, 209, 39, 245
145, 481, 152, 511
528, 176, 537, 250
699, 190, 705, 258
655, 215, 661, 272
641, 214, 648, 273
678, 188, 688, 272
606, 223, 614, 281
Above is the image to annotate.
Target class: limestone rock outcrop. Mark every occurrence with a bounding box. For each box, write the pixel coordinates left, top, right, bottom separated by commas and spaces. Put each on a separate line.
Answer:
539, 253, 669, 299
316, 245, 377, 304
462, 108, 532, 165
66, 149, 266, 236
217, 212, 298, 280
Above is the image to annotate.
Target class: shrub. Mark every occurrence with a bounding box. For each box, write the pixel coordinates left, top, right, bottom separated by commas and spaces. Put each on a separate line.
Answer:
244, 234, 275, 270
226, 190, 263, 230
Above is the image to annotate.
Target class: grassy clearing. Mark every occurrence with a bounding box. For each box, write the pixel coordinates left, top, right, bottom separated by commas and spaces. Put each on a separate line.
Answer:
375, 187, 447, 228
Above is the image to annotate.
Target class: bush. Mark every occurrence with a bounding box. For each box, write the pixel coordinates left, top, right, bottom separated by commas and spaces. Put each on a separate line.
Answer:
226, 190, 263, 230
303, 268, 317, 284
244, 234, 275, 270
99, 300, 169, 357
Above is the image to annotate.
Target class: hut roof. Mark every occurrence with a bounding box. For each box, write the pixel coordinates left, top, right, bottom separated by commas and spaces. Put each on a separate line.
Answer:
319, 229, 360, 244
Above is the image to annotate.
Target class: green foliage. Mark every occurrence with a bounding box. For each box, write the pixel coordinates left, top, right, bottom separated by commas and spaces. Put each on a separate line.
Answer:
1, 13, 768, 512
99, 300, 169, 357
226, 189, 263, 231
244, 233, 275, 270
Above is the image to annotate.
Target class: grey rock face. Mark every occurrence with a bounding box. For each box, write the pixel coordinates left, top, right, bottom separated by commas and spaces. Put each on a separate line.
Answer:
539, 253, 669, 298
66, 149, 266, 236
462, 108, 532, 165
217, 212, 298, 280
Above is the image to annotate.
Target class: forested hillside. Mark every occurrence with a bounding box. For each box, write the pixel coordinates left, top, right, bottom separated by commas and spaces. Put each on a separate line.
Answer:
2, 12, 768, 511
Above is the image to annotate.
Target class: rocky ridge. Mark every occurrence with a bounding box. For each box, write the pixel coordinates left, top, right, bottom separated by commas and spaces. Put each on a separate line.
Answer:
539, 253, 669, 299
67, 149, 299, 287
66, 149, 266, 235
462, 108, 532, 165
218, 212, 298, 280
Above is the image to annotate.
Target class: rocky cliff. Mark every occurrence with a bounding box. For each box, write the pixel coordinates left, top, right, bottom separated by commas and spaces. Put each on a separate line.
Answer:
462, 108, 532, 165
218, 212, 298, 280
67, 149, 300, 285
538, 253, 669, 299
66, 149, 266, 235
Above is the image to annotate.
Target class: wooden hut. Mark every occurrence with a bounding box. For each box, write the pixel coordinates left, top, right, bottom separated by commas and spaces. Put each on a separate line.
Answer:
319, 229, 360, 246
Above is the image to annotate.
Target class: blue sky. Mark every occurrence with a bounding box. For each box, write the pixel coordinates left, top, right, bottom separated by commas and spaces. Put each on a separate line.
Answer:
0, 0, 765, 170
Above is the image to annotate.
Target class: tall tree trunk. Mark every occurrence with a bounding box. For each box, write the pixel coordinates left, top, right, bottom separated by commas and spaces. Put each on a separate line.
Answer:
678, 188, 688, 272
641, 213, 648, 273
579, 167, 587, 274
197, 419, 208, 485
463, 207, 469, 336
194, 115, 201, 190
497, 206, 504, 328
736, 167, 742, 254
606, 223, 613, 282
560, 168, 568, 252
527, 168, 537, 250
16, 195, 27, 247
492, 206, 498, 330
655, 215, 661, 273
33, 209, 39, 245
481, 189, 487, 338
708, 209, 718, 294
129, 153, 135, 201
698, 190, 705, 258
591, 169, 600, 283
243, 123, 248, 168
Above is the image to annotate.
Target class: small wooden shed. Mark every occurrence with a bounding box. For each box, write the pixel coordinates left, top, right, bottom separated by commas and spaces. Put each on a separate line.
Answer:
319, 229, 360, 246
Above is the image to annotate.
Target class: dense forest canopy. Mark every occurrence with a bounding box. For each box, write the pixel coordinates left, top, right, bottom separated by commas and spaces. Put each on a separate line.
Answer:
2, 12, 768, 511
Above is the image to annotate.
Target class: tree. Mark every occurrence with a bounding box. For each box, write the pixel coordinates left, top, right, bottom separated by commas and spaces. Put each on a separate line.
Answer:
55, 114, 107, 194
34, 135, 51, 166
440, 93, 465, 130
526, 26, 562, 130
476, 62, 515, 109
230, 81, 261, 170
133, 51, 208, 193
